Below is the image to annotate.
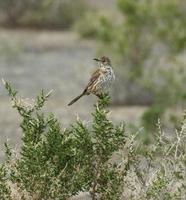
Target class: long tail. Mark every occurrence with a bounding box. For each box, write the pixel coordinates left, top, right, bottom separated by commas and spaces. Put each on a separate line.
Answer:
68, 93, 85, 106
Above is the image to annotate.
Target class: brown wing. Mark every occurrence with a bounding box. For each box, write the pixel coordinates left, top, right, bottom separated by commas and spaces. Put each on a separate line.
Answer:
83, 69, 101, 94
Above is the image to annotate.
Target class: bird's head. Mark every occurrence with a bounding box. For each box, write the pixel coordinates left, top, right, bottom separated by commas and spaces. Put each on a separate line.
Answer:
94, 56, 111, 67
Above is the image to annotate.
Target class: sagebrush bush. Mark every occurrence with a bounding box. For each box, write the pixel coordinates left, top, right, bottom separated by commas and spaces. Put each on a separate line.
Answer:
0, 0, 88, 29
1, 82, 128, 199
0, 81, 186, 199
74, 11, 113, 40
0, 165, 11, 200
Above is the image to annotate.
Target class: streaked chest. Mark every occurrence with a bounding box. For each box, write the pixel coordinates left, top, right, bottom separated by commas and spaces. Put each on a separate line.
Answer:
97, 66, 115, 91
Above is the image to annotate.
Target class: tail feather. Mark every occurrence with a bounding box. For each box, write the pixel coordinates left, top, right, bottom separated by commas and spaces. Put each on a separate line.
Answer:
68, 93, 85, 106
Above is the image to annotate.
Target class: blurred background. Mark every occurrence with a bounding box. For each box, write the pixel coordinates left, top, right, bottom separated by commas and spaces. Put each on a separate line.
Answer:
0, 0, 185, 161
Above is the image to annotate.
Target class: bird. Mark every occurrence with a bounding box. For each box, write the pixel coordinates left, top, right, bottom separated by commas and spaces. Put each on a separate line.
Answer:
68, 56, 115, 106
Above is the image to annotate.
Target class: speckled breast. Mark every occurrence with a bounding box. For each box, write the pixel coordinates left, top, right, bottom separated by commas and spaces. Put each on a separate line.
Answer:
95, 67, 115, 94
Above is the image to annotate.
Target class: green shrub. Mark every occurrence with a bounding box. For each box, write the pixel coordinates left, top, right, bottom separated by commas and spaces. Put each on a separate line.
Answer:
141, 105, 164, 130
1, 81, 127, 199
0, 166, 11, 200
1, 81, 186, 199
74, 11, 114, 40
74, 12, 101, 39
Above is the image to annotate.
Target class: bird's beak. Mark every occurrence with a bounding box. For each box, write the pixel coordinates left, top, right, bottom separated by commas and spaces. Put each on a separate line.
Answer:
94, 58, 100, 62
